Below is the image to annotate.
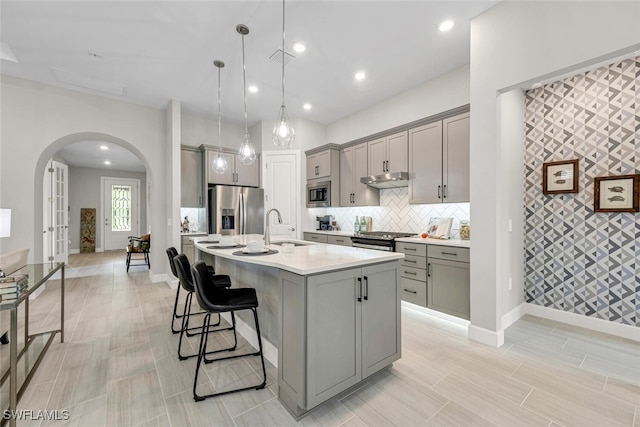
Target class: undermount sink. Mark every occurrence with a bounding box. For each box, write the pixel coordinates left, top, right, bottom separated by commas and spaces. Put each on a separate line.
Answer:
271, 241, 308, 247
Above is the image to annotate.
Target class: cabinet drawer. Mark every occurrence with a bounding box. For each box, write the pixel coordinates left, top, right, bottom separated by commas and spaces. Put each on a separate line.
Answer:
395, 242, 426, 257
303, 233, 328, 243
400, 265, 427, 282
401, 254, 425, 269
427, 246, 469, 262
400, 277, 427, 307
327, 235, 352, 246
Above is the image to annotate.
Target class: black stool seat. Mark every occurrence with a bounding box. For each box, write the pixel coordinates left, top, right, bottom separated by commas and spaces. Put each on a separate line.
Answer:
191, 260, 266, 401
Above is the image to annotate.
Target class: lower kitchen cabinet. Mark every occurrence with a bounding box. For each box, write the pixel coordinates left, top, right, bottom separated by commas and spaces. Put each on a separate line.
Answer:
396, 242, 427, 307
279, 261, 400, 414
327, 235, 352, 246
181, 235, 196, 264
427, 246, 470, 320
303, 232, 328, 243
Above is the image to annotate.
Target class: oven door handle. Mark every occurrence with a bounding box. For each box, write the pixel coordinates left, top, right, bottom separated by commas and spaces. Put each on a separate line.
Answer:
351, 242, 392, 251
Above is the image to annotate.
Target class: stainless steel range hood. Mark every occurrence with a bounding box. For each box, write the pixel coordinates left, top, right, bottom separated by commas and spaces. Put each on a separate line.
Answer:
360, 172, 409, 189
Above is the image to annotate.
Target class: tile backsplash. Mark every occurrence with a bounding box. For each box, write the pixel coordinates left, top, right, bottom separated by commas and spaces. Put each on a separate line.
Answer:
326, 187, 470, 238
180, 208, 206, 232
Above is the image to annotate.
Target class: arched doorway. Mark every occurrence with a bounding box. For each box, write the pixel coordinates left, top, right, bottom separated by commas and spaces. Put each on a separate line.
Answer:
34, 132, 152, 264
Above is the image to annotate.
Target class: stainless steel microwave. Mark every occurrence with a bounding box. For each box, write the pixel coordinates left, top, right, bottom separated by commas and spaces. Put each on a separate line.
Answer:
307, 181, 331, 207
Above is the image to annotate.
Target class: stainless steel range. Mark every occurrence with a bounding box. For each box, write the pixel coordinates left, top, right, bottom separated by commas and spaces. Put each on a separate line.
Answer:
351, 231, 416, 251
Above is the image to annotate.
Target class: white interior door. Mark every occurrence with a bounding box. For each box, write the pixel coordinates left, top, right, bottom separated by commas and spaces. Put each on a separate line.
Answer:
102, 177, 139, 251
262, 151, 300, 240
43, 160, 68, 263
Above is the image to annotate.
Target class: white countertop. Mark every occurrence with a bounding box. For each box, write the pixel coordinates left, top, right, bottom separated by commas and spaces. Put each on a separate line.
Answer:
194, 234, 404, 276
395, 236, 471, 248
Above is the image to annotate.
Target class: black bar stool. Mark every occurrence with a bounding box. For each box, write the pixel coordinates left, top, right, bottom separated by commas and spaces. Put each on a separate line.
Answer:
172, 254, 234, 360
166, 247, 231, 335
191, 260, 267, 401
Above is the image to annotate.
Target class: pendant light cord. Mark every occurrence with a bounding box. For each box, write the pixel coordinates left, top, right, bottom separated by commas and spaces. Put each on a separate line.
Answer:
242, 33, 249, 135
217, 65, 222, 151
281, 0, 286, 107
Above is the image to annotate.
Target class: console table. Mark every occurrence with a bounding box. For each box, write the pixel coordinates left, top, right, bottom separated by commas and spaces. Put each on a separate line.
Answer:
0, 263, 64, 427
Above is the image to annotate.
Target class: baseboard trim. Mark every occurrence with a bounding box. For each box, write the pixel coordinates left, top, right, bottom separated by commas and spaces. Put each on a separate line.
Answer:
524, 303, 640, 343
501, 303, 526, 330
149, 272, 169, 284
401, 301, 470, 327
468, 324, 504, 348
166, 278, 179, 290
221, 313, 278, 368
69, 249, 80, 255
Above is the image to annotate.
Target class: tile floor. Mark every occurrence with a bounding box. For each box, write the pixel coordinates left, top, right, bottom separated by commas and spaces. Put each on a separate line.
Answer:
1, 251, 639, 426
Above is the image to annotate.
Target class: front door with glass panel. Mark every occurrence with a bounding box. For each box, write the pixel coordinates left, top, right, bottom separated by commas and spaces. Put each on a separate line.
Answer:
103, 177, 139, 251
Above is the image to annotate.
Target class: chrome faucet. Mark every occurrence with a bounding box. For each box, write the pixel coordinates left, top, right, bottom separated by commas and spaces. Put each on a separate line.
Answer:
265, 208, 283, 246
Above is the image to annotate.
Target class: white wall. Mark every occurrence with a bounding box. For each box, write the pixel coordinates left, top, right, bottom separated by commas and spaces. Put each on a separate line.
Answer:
181, 112, 245, 150
469, 1, 640, 345
68, 166, 147, 252
326, 64, 470, 144
0, 75, 169, 277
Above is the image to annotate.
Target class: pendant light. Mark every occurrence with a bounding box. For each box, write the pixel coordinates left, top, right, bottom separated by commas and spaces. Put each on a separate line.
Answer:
272, 0, 295, 148
212, 60, 228, 174
237, 24, 256, 165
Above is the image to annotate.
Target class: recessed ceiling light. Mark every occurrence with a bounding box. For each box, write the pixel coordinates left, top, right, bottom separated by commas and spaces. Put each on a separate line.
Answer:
292, 42, 306, 53
438, 20, 454, 32
100, 145, 109, 150
248, 85, 258, 93
104, 161, 111, 165
303, 103, 312, 110
354, 71, 366, 81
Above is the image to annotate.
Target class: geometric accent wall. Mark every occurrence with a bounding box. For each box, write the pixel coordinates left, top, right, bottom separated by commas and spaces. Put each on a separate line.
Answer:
523, 56, 639, 327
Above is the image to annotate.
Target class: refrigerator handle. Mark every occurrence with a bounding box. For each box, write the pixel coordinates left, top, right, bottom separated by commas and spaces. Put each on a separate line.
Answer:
239, 192, 245, 235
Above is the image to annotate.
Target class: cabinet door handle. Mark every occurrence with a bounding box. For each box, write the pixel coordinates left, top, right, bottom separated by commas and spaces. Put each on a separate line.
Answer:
441, 251, 457, 256
404, 247, 416, 252
382, 161, 386, 173
404, 271, 417, 275
438, 185, 441, 199
427, 263, 431, 277
443, 184, 447, 199
404, 259, 417, 263
336, 239, 344, 243
363, 276, 368, 301
403, 289, 417, 294
386, 160, 389, 172
357, 277, 362, 302
315, 166, 319, 175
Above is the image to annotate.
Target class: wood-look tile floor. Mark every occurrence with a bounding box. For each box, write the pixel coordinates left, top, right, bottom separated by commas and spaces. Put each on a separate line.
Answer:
1, 251, 638, 426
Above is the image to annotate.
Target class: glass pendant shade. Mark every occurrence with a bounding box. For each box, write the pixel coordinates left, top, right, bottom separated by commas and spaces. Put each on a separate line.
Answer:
238, 133, 256, 165
213, 59, 227, 174
212, 151, 227, 174
273, 105, 295, 148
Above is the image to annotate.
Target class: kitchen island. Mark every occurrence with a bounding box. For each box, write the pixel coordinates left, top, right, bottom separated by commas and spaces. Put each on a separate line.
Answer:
193, 236, 403, 419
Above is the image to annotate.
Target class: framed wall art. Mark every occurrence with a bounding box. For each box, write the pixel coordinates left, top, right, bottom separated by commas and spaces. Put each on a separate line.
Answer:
594, 174, 640, 212
542, 159, 579, 194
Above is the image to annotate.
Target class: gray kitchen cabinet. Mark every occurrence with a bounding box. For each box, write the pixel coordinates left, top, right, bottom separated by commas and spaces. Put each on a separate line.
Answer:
181, 234, 196, 264
303, 232, 328, 243
340, 143, 379, 206
181, 146, 203, 207
327, 235, 352, 246
427, 246, 470, 320
409, 112, 469, 204
396, 241, 427, 307
204, 146, 260, 187
305, 262, 400, 408
305, 145, 340, 181
367, 131, 408, 176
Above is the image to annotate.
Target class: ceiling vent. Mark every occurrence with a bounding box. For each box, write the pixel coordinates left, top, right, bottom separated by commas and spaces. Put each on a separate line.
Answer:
268, 49, 295, 65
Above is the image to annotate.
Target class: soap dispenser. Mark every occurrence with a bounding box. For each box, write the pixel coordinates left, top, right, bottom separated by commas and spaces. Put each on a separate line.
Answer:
354, 216, 360, 233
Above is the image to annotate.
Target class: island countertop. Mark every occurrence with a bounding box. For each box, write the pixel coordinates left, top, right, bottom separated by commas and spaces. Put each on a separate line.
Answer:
193, 234, 403, 276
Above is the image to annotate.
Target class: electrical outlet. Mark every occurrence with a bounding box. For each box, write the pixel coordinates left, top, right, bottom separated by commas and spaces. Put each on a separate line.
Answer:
508, 219, 513, 233
167, 218, 172, 227
508, 277, 513, 290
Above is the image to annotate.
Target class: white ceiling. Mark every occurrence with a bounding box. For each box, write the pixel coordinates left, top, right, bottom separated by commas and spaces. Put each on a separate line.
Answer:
1, 0, 497, 171
57, 141, 146, 173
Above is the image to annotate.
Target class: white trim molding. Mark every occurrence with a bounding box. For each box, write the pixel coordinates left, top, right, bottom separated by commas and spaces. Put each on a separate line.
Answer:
501, 303, 526, 330
468, 324, 505, 348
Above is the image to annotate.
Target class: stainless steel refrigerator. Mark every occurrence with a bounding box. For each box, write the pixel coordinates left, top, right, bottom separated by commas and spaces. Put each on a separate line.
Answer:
208, 186, 264, 235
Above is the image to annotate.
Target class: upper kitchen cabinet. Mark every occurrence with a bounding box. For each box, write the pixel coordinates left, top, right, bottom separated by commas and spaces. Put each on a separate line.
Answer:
181, 145, 204, 207
203, 146, 260, 187
409, 111, 469, 204
367, 131, 408, 176
340, 142, 379, 206
305, 145, 340, 181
